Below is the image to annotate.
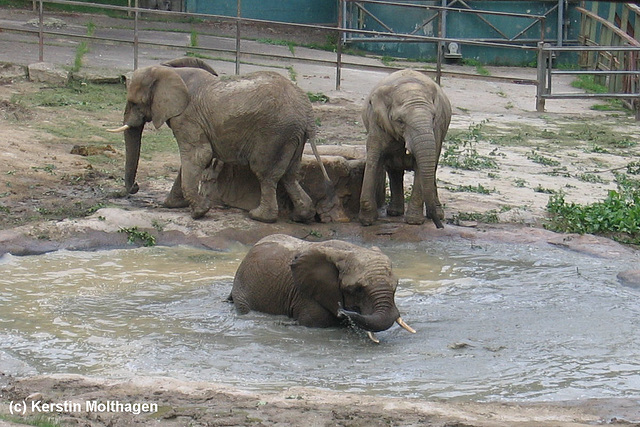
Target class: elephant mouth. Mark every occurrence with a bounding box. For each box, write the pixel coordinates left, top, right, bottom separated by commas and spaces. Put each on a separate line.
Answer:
337, 304, 416, 344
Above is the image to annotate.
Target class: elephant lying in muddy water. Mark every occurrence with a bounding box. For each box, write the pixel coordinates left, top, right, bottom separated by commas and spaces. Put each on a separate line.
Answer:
230, 234, 416, 343
109, 57, 324, 223
359, 69, 452, 228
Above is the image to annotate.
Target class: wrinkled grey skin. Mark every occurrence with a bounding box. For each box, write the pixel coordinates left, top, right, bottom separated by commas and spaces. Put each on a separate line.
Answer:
359, 69, 452, 228
231, 234, 414, 336
118, 57, 316, 223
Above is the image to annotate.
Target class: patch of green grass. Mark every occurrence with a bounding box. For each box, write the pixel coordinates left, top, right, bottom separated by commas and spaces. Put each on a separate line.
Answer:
0, 414, 63, 427
571, 75, 607, 93
257, 38, 296, 55
462, 58, 490, 76
576, 173, 607, 184
450, 210, 500, 224
546, 173, 640, 245
446, 183, 494, 194
13, 81, 125, 111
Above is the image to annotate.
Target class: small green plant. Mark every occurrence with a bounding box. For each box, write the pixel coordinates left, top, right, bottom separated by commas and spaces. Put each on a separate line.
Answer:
462, 58, 490, 76
287, 66, 297, 82
514, 178, 527, 188
534, 185, 555, 194
190, 29, 198, 48
307, 92, 329, 103
118, 226, 156, 247
576, 173, 607, 184
526, 150, 560, 167
441, 121, 498, 170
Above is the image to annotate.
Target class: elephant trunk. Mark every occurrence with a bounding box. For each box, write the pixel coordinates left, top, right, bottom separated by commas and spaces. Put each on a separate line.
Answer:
406, 121, 444, 229
124, 125, 143, 194
338, 288, 404, 333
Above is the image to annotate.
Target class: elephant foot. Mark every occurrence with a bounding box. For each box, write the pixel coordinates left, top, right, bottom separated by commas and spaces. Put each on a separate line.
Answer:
426, 205, 445, 221
249, 205, 278, 223
386, 206, 404, 217
164, 195, 189, 209
190, 205, 210, 220
358, 211, 377, 226
405, 213, 426, 225
291, 207, 316, 223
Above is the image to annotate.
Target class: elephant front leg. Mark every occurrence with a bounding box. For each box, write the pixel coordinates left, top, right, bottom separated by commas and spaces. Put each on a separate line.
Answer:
250, 178, 279, 223
178, 142, 214, 219
359, 152, 383, 226
163, 167, 189, 208
405, 169, 426, 225
386, 167, 405, 217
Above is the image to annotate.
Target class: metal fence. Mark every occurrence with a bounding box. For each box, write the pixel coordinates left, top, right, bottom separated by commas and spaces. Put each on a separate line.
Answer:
2, 0, 639, 116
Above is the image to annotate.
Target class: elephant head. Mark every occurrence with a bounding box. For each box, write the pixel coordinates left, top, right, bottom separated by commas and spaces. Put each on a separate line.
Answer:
363, 70, 451, 228
290, 240, 415, 342
108, 58, 217, 195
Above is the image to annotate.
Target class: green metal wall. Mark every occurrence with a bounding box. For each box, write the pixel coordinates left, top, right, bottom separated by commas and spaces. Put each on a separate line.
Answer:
185, 0, 338, 25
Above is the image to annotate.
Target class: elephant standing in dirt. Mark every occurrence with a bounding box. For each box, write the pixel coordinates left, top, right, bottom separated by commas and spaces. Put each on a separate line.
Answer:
230, 234, 416, 343
109, 57, 318, 223
359, 69, 452, 228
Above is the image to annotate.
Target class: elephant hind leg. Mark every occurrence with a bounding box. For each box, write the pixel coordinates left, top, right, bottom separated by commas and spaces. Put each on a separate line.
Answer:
281, 167, 315, 223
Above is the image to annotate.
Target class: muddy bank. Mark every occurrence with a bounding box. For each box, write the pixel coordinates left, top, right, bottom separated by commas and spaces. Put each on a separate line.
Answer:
2, 373, 639, 427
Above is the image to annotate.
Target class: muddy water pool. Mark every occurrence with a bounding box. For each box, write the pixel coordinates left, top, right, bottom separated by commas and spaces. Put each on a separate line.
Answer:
1, 238, 639, 402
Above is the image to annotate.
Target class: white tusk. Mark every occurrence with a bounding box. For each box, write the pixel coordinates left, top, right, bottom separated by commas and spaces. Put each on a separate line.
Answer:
106, 124, 130, 133
396, 317, 416, 334
366, 331, 380, 344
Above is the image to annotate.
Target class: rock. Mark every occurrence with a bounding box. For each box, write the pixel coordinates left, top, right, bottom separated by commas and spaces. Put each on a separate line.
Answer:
0, 62, 27, 83
617, 270, 640, 289
28, 62, 68, 85
71, 67, 125, 84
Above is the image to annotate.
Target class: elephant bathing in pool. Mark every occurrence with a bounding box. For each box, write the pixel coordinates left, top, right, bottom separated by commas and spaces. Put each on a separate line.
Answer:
109, 57, 322, 223
359, 69, 452, 228
230, 234, 416, 343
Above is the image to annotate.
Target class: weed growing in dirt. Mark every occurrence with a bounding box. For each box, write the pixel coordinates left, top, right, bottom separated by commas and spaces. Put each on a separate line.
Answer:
307, 92, 329, 103
546, 172, 640, 245
441, 121, 498, 170
527, 150, 560, 167
119, 226, 156, 247
445, 183, 494, 194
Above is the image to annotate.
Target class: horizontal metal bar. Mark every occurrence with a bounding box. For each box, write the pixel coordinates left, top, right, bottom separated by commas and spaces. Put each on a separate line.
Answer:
541, 45, 640, 52
550, 70, 640, 75
345, 0, 545, 20
541, 93, 640, 99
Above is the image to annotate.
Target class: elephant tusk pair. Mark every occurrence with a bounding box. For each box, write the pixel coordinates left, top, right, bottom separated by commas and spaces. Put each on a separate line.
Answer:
366, 317, 415, 344
106, 124, 130, 133
397, 317, 416, 334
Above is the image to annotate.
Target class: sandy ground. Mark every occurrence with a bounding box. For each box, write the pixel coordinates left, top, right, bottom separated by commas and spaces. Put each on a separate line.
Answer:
1, 7, 640, 426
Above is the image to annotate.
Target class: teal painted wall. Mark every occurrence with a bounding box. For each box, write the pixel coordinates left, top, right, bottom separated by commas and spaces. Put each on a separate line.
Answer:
185, 0, 338, 25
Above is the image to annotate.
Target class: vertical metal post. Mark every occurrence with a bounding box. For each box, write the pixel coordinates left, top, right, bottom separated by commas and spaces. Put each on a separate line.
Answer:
557, 0, 564, 47
536, 41, 546, 112
436, 9, 443, 85
336, 0, 343, 90
235, 0, 241, 75
133, 0, 139, 70
38, 0, 43, 62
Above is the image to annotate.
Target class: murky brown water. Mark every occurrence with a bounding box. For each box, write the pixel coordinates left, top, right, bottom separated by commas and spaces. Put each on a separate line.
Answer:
1, 239, 639, 402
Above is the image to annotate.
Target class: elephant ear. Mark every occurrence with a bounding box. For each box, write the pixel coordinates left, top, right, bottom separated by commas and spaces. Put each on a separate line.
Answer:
149, 66, 189, 129
290, 246, 346, 314
368, 83, 396, 138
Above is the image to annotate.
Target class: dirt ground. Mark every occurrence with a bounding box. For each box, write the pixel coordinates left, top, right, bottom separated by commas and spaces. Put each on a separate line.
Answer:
2, 8, 640, 425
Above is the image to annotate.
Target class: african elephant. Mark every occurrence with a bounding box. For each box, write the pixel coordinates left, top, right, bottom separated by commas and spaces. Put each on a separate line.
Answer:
359, 69, 452, 228
109, 57, 319, 223
230, 234, 415, 343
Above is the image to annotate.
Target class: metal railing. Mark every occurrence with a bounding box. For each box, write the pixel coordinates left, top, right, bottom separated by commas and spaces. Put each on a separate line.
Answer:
2, 0, 545, 89
536, 43, 640, 118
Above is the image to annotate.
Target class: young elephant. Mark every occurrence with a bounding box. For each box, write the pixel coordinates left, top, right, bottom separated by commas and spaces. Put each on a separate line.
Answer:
359, 69, 452, 228
109, 57, 318, 223
230, 234, 415, 342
